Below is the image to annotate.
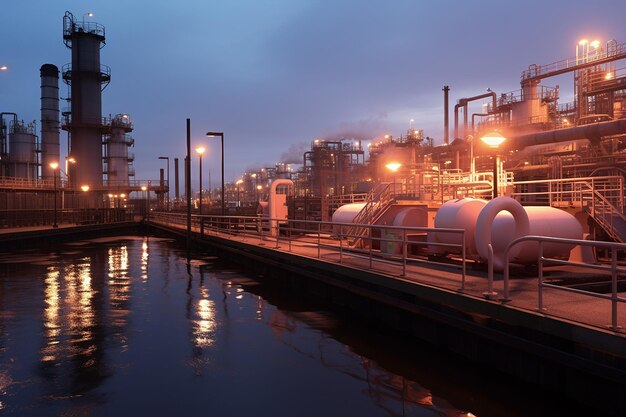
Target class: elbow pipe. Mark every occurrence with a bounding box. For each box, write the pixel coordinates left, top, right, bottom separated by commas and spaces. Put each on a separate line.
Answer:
455, 92, 497, 139
471, 113, 491, 132
269, 179, 294, 237
454, 102, 464, 140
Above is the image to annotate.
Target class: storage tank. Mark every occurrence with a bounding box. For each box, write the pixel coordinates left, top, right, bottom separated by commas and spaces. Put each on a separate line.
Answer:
428, 198, 487, 256
475, 196, 582, 271
105, 114, 133, 187
383, 206, 430, 255
331, 203, 367, 224
8, 121, 38, 179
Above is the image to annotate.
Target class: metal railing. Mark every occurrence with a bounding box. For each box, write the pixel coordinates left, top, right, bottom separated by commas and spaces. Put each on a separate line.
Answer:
0, 208, 133, 228
151, 211, 468, 288
521, 41, 626, 81
151, 212, 626, 332
510, 175, 625, 242
502, 235, 626, 331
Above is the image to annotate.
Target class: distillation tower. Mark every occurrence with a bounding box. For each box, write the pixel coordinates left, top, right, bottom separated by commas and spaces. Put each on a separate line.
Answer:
61, 11, 110, 188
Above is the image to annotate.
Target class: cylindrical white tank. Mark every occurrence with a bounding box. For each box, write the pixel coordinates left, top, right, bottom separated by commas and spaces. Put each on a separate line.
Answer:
8, 123, 37, 179
383, 207, 430, 255
106, 114, 132, 187
429, 198, 487, 255
331, 203, 366, 224
475, 196, 582, 271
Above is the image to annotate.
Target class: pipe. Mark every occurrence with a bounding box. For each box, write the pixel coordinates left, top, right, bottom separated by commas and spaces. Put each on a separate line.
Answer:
443, 85, 450, 145
269, 179, 294, 237
471, 113, 491, 133
510, 119, 626, 149
453, 102, 463, 140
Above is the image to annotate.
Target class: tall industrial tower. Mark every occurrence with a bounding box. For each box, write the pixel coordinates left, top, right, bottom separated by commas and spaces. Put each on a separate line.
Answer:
61, 11, 110, 188
40, 64, 60, 180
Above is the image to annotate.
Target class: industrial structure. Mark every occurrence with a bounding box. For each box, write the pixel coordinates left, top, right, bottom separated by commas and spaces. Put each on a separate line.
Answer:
219, 38, 626, 245
0, 11, 162, 213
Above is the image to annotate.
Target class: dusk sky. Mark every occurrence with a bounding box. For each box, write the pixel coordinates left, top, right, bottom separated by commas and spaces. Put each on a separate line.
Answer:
1, 0, 625, 185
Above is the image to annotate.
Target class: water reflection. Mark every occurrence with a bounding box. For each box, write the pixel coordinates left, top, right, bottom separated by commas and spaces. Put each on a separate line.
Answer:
0, 239, 595, 417
267, 309, 464, 416
141, 238, 149, 281
38, 252, 108, 402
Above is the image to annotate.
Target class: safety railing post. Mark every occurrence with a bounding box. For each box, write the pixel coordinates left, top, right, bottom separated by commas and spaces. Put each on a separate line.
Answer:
461, 230, 466, 291
483, 243, 498, 299
369, 226, 373, 269
611, 248, 621, 330
339, 225, 343, 263
538, 241, 545, 311
274, 219, 280, 249
288, 221, 292, 252
401, 229, 407, 277
317, 222, 321, 259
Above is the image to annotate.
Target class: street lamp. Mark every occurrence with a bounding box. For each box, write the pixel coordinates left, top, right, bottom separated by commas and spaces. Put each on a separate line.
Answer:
256, 184, 262, 201
158, 156, 170, 210
0, 65, 7, 71
50, 162, 59, 228
236, 179, 243, 208
195, 146, 205, 214
141, 186, 148, 220
480, 132, 507, 199
385, 162, 402, 195
206, 131, 225, 216
81, 184, 90, 192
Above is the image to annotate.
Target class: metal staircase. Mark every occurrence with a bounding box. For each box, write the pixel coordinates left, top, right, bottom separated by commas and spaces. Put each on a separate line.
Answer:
581, 178, 626, 243
345, 182, 394, 247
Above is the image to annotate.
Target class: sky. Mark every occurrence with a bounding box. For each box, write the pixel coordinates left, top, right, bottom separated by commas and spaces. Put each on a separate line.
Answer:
1, 0, 625, 185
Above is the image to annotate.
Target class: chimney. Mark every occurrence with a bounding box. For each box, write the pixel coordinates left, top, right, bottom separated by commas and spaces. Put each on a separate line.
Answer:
40, 64, 60, 179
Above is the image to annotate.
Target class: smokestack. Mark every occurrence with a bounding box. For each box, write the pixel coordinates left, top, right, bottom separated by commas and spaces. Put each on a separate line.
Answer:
443, 85, 450, 145
40, 64, 60, 179
174, 157, 180, 204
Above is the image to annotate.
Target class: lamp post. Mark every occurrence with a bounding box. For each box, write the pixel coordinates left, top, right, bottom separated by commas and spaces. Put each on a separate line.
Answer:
158, 156, 170, 210
385, 162, 402, 195
141, 186, 148, 220
195, 146, 205, 215
480, 132, 507, 199
236, 179, 243, 208
0, 65, 8, 71
206, 131, 225, 216
50, 162, 59, 228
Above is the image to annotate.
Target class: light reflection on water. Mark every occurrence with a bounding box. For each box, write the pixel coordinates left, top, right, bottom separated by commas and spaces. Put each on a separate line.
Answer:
0, 236, 592, 417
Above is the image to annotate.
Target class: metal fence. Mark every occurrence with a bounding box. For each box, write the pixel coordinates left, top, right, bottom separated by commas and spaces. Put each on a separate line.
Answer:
151, 212, 626, 332
0, 208, 133, 228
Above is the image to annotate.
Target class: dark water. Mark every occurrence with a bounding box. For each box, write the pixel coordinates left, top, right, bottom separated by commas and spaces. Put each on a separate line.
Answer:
0, 236, 604, 417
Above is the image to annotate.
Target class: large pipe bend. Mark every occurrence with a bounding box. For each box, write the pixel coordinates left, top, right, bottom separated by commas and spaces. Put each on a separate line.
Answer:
475, 196, 530, 271
269, 179, 294, 236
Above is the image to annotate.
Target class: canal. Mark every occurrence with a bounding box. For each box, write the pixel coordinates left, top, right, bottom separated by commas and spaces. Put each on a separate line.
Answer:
0, 235, 607, 416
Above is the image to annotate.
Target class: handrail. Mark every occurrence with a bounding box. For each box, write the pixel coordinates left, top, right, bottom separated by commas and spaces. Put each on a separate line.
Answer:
150, 211, 468, 288
151, 212, 625, 331
501, 235, 626, 330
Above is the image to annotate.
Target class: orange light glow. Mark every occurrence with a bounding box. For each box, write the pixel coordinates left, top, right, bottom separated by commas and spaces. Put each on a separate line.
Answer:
480, 132, 506, 147
385, 162, 402, 172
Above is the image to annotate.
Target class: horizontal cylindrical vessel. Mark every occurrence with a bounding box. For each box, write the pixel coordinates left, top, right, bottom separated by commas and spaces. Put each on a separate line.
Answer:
429, 198, 487, 256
